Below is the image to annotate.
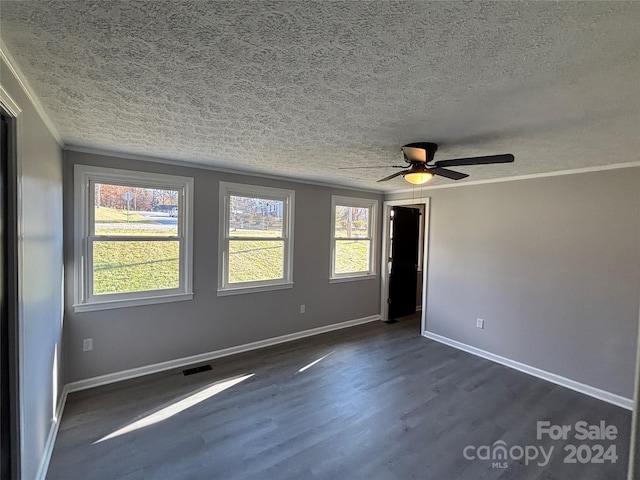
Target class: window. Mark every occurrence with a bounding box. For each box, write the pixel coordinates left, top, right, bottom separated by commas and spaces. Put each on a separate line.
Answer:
74, 165, 193, 312
218, 182, 294, 295
330, 195, 378, 282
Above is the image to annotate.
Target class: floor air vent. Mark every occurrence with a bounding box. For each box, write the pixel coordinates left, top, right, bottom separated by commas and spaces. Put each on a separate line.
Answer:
182, 364, 213, 376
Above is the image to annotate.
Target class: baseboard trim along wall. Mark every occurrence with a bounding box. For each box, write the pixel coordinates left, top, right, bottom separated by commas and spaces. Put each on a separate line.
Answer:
35, 386, 69, 480
423, 331, 634, 411
36, 315, 379, 479
66, 314, 380, 393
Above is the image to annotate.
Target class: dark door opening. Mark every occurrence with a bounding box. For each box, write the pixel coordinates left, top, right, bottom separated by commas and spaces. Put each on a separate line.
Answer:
387, 206, 420, 320
1, 109, 16, 480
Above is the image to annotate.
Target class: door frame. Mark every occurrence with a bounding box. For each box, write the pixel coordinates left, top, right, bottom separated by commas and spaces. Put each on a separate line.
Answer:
629, 304, 640, 479
1, 85, 24, 479
380, 197, 430, 333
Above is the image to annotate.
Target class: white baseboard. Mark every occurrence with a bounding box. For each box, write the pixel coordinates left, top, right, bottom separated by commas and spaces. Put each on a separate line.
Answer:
35, 385, 69, 480
38, 315, 378, 479
423, 331, 634, 411
66, 314, 380, 393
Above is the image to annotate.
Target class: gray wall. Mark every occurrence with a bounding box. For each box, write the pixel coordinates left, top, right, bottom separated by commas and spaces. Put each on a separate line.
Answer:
63, 151, 382, 382
1, 57, 64, 480
388, 168, 640, 399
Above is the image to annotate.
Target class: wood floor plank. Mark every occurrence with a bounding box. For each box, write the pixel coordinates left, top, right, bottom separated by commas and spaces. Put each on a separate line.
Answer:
47, 316, 631, 479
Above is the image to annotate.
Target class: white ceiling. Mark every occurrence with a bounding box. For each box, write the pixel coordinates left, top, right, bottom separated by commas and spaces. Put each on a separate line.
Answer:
1, 1, 639, 191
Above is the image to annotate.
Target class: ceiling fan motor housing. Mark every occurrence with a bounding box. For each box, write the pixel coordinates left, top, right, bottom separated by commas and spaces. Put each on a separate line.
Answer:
402, 142, 438, 164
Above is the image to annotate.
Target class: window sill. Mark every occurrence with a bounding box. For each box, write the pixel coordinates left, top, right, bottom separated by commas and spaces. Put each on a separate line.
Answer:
217, 282, 294, 297
329, 274, 378, 284
73, 292, 194, 313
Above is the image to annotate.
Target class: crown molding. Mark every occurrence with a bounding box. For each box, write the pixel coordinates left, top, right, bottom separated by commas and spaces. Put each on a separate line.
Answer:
5, 38, 635, 196
64, 144, 385, 195
387, 161, 640, 195
0, 42, 64, 147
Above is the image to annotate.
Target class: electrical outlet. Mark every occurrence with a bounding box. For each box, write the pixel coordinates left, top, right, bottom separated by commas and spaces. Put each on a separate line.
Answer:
476, 318, 484, 329
300, 305, 306, 314
83, 338, 93, 351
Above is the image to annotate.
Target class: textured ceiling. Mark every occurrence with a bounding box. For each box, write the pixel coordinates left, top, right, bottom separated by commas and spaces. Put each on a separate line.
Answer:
1, 1, 639, 191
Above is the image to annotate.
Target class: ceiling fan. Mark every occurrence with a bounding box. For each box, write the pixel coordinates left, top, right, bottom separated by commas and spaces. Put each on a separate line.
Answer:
342, 142, 514, 185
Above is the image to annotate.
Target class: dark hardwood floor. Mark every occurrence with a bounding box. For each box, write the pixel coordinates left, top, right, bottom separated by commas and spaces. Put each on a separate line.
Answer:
47, 316, 631, 479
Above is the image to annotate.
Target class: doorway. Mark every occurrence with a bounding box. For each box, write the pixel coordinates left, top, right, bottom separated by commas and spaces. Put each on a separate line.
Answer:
1, 106, 19, 479
387, 206, 420, 320
380, 198, 430, 332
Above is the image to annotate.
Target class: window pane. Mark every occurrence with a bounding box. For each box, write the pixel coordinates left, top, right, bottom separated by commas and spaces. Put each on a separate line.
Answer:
229, 240, 284, 283
335, 239, 370, 274
94, 184, 179, 237
93, 240, 179, 295
335, 205, 369, 238
229, 195, 283, 237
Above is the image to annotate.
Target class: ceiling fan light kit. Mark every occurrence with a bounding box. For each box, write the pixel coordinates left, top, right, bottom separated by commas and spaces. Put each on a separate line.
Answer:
404, 164, 434, 185
391, 143, 514, 185
339, 142, 514, 186
404, 173, 433, 185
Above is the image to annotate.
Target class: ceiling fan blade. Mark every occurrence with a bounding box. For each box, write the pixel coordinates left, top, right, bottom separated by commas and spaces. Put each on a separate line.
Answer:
377, 170, 409, 182
338, 165, 406, 170
429, 167, 469, 180
435, 153, 514, 168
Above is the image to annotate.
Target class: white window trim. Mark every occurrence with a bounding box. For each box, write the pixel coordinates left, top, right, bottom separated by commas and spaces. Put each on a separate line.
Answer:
73, 165, 194, 312
330, 195, 378, 282
218, 182, 295, 296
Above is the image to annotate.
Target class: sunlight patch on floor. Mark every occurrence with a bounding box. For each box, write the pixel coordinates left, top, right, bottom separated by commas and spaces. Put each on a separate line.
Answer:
94, 373, 254, 444
298, 352, 334, 373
